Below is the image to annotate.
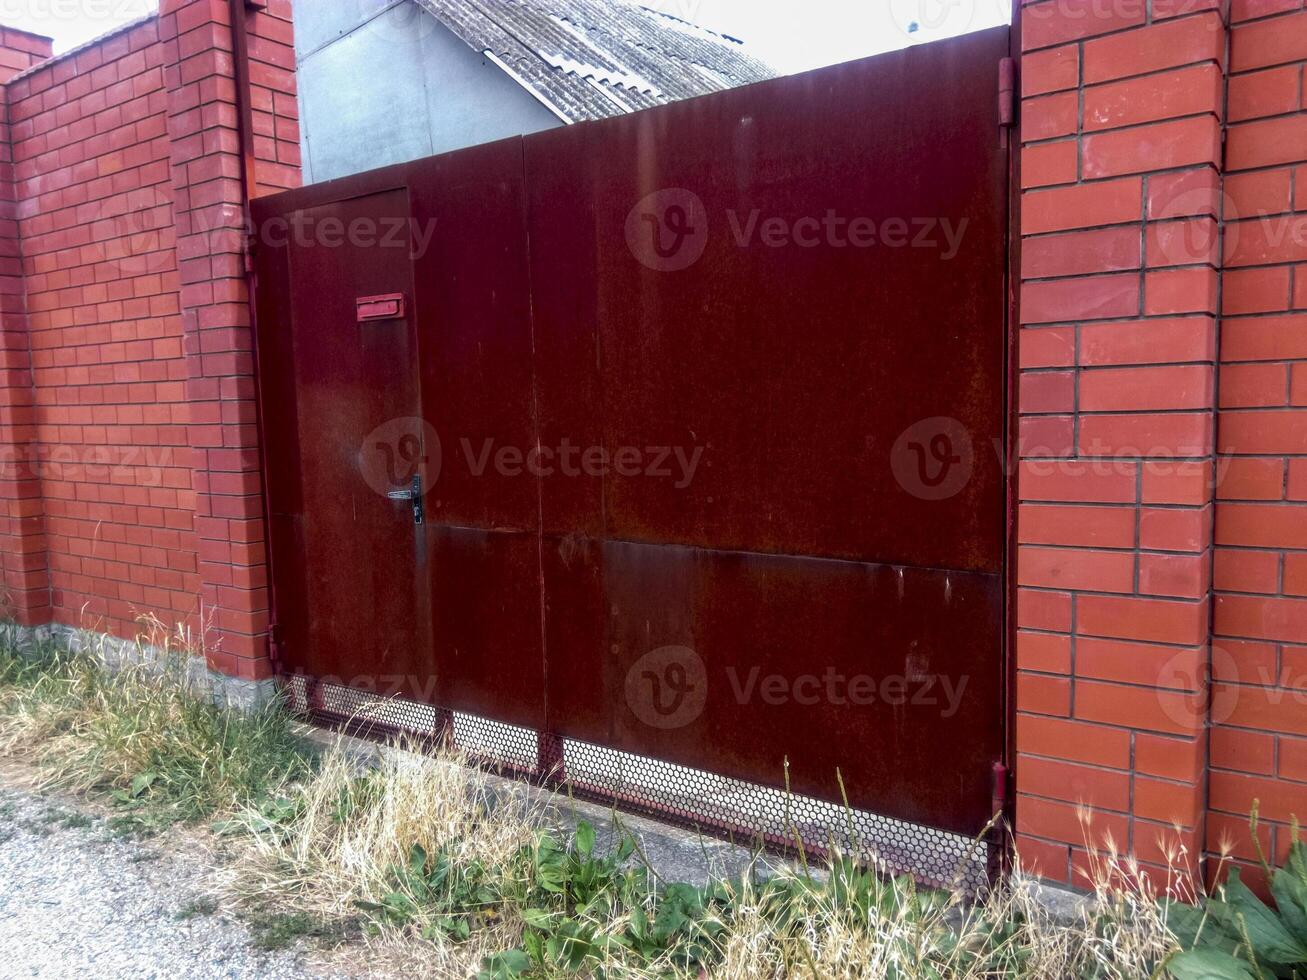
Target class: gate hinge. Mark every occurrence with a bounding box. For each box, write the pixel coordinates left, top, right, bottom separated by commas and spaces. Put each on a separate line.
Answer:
267, 622, 282, 672
998, 57, 1016, 128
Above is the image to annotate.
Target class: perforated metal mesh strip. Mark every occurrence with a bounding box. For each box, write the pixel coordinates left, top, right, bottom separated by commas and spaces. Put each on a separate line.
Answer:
283, 676, 990, 892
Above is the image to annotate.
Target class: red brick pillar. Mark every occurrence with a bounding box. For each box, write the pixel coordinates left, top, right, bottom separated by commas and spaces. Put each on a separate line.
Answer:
157, 0, 297, 684
1209, 3, 1307, 889
0, 27, 52, 83
0, 73, 49, 625
1016, 1, 1227, 885
243, 0, 300, 195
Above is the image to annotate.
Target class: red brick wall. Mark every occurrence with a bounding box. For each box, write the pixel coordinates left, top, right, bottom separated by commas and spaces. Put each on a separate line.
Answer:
160, 0, 298, 677
244, 1, 299, 196
1017, 0, 1227, 886
8, 18, 195, 641
0, 28, 52, 621
0, 2, 299, 678
1210, 1, 1307, 887
0, 44, 47, 625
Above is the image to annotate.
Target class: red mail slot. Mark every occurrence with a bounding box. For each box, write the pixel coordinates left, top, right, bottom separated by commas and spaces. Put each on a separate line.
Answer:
355, 293, 405, 322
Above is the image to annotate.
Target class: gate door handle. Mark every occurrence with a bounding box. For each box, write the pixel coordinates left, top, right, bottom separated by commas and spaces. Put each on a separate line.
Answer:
386, 474, 424, 525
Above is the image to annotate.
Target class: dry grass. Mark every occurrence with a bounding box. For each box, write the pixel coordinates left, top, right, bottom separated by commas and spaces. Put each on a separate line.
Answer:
222, 738, 1190, 979
0, 616, 310, 827
706, 841, 1185, 980
222, 741, 543, 977
0, 619, 1195, 978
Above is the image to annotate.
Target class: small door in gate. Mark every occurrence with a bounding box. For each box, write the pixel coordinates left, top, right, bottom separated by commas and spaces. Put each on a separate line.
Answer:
255, 189, 434, 696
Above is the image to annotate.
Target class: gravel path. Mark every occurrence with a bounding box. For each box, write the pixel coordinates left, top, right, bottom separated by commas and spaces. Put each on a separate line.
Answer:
0, 781, 343, 979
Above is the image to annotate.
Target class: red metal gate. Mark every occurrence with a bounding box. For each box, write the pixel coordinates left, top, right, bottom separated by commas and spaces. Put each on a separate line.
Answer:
252, 27, 1011, 887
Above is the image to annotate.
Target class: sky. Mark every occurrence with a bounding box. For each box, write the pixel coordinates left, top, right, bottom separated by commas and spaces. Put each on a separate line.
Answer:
0, 0, 155, 52
2, 0, 1011, 69
648, 0, 1012, 73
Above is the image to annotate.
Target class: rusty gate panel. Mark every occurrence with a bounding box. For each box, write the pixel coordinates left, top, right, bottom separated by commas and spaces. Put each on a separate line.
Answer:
529, 28, 1008, 832
600, 542, 1001, 836
406, 141, 545, 728
252, 25, 1011, 868
526, 31, 1006, 573
407, 142, 538, 532
426, 525, 544, 729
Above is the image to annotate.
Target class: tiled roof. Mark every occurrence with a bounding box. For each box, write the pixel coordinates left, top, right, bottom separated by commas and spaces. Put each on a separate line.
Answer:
412, 0, 776, 122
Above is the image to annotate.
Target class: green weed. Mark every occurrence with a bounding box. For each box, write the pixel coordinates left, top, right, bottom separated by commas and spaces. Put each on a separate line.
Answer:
176, 895, 220, 920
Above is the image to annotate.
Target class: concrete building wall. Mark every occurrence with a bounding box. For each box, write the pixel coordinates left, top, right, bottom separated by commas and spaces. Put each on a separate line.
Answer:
292, 0, 561, 183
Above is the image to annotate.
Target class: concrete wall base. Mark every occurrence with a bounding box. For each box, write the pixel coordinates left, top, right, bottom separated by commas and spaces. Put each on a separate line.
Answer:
0, 621, 280, 712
